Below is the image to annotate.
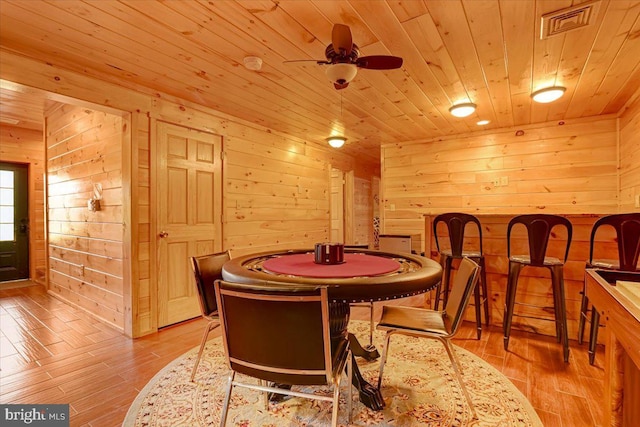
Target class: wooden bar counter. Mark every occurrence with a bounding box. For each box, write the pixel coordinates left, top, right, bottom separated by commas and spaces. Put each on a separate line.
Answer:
585, 269, 640, 427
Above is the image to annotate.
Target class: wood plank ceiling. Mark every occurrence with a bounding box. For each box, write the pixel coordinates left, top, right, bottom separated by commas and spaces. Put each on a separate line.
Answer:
1, 0, 639, 163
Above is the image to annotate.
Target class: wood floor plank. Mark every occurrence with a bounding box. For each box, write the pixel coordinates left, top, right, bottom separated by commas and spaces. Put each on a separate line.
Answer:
558, 392, 596, 427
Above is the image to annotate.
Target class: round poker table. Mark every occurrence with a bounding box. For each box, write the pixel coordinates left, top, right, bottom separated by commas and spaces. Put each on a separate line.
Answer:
221, 248, 442, 302
221, 248, 442, 411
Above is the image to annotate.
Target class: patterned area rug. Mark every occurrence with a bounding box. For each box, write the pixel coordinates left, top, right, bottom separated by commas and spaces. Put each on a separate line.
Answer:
124, 321, 542, 426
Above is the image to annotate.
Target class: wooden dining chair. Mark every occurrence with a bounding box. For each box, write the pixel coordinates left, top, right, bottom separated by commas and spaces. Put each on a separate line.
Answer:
215, 279, 353, 427
189, 250, 231, 381
376, 257, 481, 419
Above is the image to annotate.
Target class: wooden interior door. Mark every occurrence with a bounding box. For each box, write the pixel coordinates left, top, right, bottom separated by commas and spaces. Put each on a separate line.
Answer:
157, 122, 222, 327
330, 168, 344, 243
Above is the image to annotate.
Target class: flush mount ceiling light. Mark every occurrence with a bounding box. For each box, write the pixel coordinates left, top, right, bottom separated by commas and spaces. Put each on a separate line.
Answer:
326, 136, 347, 148
531, 86, 566, 103
325, 63, 358, 86
243, 56, 263, 71
477, 119, 490, 126
449, 102, 477, 118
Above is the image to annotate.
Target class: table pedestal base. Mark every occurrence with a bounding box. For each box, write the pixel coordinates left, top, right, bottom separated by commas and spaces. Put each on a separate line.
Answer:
348, 334, 380, 361
331, 302, 384, 410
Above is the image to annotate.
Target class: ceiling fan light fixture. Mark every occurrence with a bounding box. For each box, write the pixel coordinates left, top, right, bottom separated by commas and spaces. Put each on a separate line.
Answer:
531, 86, 565, 103
449, 102, 477, 118
325, 63, 358, 85
326, 136, 346, 148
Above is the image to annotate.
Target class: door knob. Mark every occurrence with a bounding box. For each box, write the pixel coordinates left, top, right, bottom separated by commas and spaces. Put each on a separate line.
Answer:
159, 231, 169, 238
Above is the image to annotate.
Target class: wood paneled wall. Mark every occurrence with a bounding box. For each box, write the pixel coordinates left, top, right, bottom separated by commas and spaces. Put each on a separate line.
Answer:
0, 50, 377, 337
0, 125, 46, 283
223, 132, 330, 254
46, 103, 126, 331
619, 91, 640, 211
382, 116, 619, 235
353, 177, 373, 246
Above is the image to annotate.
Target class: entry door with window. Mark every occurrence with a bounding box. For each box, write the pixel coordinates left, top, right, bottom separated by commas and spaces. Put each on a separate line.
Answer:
0, 162, 29, 281
156, 122, 223, 327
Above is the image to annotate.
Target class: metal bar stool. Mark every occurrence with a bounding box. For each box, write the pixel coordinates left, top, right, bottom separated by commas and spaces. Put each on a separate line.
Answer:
433, 213, 490, 339
577, 213, 640, 365
503, 214, 572, 363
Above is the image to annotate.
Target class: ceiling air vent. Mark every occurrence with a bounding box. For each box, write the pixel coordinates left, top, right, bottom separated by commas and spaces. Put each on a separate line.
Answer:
541, 1, 600, 39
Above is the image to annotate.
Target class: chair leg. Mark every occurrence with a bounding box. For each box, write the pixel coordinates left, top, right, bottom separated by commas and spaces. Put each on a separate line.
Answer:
434, 254, 448, 310
260, 380, 268, 410
588, 308, 600, 365
377, 332, 393, 389
346, 350, 353, 424
219, 371, 235, 427
503, 262, 522, 351
479, 257, 490, 326
441, 338, 476, 419
577, 284, 589, 345
550, 269, 562, 344
331, 379, 340, 427
441, 257, 454, 310
552, 266, 570, 363
368, 302, 374, 347
473, 280, 482, 340
190, 321, 218, 381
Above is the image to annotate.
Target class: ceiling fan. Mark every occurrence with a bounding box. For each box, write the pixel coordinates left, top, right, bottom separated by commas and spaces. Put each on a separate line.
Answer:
286, 24, 403, 90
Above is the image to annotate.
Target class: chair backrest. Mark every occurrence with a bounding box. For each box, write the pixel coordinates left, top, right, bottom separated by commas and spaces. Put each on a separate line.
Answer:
589, 213, 640, 272
507, 214, 572, 266
191, 250, 231, 317
433, 213, 483, 257
215, 279, 336, 386
444, 257, 481, 334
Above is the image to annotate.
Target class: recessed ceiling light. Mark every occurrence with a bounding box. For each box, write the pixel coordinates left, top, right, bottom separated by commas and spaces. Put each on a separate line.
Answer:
531, 86, 566, 103
477, 120, 490, 126
326, 136, 346, 148
449, 102, 477, 118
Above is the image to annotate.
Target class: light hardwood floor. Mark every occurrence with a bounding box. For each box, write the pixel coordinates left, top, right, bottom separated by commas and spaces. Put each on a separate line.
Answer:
1, 283, 604, 426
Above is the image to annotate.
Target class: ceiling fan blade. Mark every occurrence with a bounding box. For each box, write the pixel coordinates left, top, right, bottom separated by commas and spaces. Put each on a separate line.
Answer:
332, 24, 352, 56
355, 55, 403, 70
334, 81, 349, 90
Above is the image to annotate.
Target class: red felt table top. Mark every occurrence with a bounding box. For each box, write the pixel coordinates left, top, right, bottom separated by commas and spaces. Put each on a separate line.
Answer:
261, 253, 401, 278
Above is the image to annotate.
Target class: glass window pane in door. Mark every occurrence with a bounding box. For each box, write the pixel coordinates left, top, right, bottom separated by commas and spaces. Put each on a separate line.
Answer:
0, 170, 14, 242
